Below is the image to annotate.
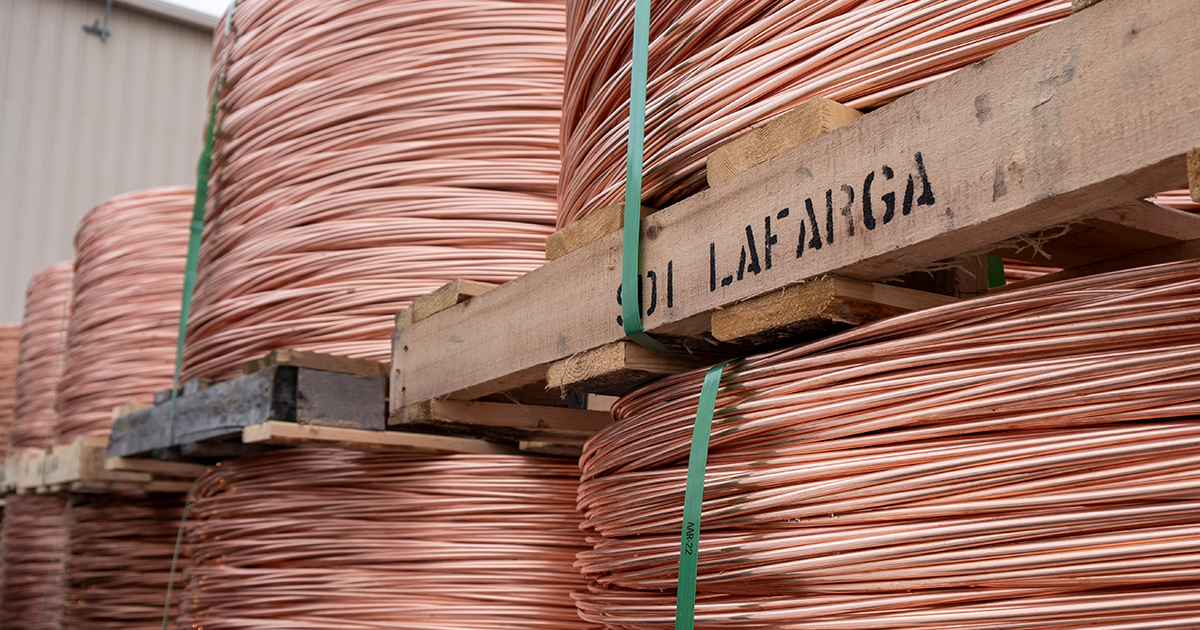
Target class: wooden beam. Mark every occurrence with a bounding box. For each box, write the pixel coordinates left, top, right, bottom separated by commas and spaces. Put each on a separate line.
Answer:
707, 98, 863, 187
392, 0, 1200, 410
243, 348, 388, 379
409, 279, 498, 325
711, 276, 956, 344
392, 399, 611, 442
545, 202, 657, 261
104, 457, 208, 478
520, 441, 583, 458
1189, 148, 1200, 204
546, 341, 716, 396
242, 421, 521, 455
994, 238, 1200, 293
1072, 0, 1104, 10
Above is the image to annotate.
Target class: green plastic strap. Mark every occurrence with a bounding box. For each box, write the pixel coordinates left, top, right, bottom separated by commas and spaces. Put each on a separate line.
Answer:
162, 477, 202, 630
675, 359, 731, 630
168, 0, 234, 443
620, 0, 672, 354
986, 254, 1007, 288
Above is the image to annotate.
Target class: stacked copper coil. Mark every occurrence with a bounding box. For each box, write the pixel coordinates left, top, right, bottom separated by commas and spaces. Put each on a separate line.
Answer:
10, 262, 73, 451
181, 0, 566, 382
0, 325, 19, 459
558, 0, 1070, 225
61, 494, 188, 630
576, 258, 1200, 629
0, 494, 69, 629
182, 449, 597, 629
1150, 188, 1200, 214
53, 188, 192, 443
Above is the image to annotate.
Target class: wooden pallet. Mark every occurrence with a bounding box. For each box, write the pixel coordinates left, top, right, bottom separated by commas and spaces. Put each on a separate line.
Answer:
105, 349, 550, 460
390, 0, 1200, 433
5, 437, 203, 495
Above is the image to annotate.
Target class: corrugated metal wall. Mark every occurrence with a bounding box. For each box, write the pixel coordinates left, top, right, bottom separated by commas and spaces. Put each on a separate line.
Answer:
0, 0, 212, 322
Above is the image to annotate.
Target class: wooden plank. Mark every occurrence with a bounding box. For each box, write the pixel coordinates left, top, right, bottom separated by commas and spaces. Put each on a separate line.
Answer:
409, 279, 498, 325
546, 341, 716, 396
1072, 0, 1104, 10
14, 450, 47, 490
242, 421, 522, 455
544, 203, 657, 261
519, 441, 583, 458
295, 368, 387, 430
991, 200, 1200, 268
711, 275, 957, 344
104, 457, 207, 478
391, 399, 611, 442
707, 98, 863, 187
392, 0, 1200, 410
995, 238, 1200, 293
43, 436, 152, 487
111, 401, 151, 421
1189, 148, 1200, 204
243, 348, 388, 379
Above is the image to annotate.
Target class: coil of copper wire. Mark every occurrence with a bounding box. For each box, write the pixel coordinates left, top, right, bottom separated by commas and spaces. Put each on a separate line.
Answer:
0, 324, 19, 459
61, 493, 188, 630
0, 494, 69, 630
181, 448, 598, 629
181, 0, 567, 382
576, 258, 1200, 629
557, 0, 1071, 226
10, 262, 73, 451
1149, 188, 1200, 213
53, 187, 193, 443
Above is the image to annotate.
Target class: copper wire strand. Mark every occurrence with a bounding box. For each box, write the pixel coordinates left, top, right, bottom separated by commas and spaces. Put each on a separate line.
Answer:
556, 0, 1071, 226
0, 324, 20, 459
0, 494, 70, 630
181, 0, 567, 382
575, 258, 1200, 629
53, 187, 193, 443
61, 494, 188, 630
10, 262, 73, 450
181, 449, 599, 629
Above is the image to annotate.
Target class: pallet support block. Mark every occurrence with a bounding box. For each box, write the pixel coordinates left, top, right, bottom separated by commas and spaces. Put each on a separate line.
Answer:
392, 0, 1200, 411
546, 342, 715, 396
1189, 148, 1200, 204
706, 98, 863, 187
545, 203, 658, 261
711, 275, 958, 345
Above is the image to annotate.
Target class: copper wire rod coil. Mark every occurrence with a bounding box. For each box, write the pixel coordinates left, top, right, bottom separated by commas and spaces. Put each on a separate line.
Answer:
181, 0, 566, 382
0, 494, 69, 630
61, 493, 188, 630
181, 449, 598, 629
576, 258, 1200, 629
1149, 188, 1200, 213
556, 0, 1070, 226
53, 187, 193, 443
0, 324, 19, 459
10, 261, 73, 450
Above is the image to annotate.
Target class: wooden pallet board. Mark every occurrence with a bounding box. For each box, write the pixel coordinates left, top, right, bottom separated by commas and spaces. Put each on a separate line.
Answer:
392, 0, 1200, 412
6, 436, 203, 494
108, 350, 388, 458
243, 421, 521, 456
391, 399, 612, 444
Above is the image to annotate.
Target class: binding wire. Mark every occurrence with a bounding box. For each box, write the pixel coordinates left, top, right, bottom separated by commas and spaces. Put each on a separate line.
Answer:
53, 188, 193, 443
557, 0, 1071, 226
181, 449, 598, 629
0, 494, 69, 630
181, 0, 566, 382
10, 262, 73, 450
0, 325, 19, 459
61, 493, 188, 630
576, 258, 1200, 629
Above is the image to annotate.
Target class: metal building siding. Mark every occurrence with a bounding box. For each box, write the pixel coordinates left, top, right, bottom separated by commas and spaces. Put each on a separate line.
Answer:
0, 0, 212, 323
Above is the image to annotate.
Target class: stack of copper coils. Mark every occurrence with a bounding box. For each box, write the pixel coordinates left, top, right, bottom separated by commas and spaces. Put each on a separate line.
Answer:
10, 261, 73, 451
181, 0, 567, 382
557, 0, 1070, 225
181, 449, 596, 629
61, 494, 188, 630
0, 325, 19, 460
54, 187, 192, 443
0, 494, 69, 630
576, 259, 1200, 628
